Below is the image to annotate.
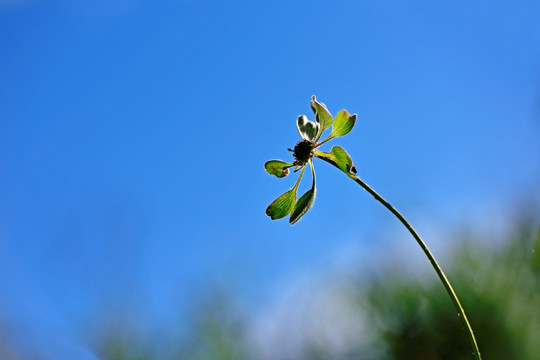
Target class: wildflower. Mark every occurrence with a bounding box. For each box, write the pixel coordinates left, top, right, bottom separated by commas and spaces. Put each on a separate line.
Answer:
264, 96, 357, 224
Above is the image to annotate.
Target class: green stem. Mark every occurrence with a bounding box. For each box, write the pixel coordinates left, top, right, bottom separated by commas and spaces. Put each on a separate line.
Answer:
318, 157, 482, 360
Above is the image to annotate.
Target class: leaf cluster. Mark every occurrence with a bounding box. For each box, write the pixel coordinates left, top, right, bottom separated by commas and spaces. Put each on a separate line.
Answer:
264, 96, 358, 224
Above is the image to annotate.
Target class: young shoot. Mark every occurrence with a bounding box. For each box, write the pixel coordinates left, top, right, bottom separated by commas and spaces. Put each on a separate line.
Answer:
264, 96, 482, 360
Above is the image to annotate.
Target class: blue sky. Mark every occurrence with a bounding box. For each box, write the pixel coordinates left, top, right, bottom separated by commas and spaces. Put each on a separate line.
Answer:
1, 0, 539, 358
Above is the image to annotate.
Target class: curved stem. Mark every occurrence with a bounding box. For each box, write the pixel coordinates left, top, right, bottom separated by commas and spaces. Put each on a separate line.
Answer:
318, 157, 482, 360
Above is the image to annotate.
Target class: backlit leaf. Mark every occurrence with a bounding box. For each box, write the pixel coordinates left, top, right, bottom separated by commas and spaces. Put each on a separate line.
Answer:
330, 110, 356, 139
265, 166, 306, 220
289, 188, 316, 224
332, 146, 356, 174
310, 96, 333, 139
290, 163, 316, 225
314, 146, 357, 175
265, 160, 293, 178
296, 115, 318, 141
265, 188, 297, 220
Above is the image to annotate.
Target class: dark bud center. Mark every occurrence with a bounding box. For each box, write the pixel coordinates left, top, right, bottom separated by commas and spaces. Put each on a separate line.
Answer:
292, 140, 315, 165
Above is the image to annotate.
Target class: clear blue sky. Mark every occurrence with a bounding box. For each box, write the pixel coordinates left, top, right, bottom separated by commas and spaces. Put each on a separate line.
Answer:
1, 0, 539, 358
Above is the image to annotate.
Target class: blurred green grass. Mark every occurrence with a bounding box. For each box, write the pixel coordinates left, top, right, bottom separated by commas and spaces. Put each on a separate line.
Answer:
3, 214, 537, 360
362, 215, 540, 360
96, 215, 539, 360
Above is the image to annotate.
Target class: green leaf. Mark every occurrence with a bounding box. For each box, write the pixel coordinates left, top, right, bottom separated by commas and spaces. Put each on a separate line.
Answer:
332, 146, 356, 174
265, 188, 297, 220
265, 166, 306, 220
314, 146, 357, 175
296, 115, 318, 141
265, 160, 293, 178
310, 95, 333, 139
290, 188, 316, 224
330, 110, 356, 139
290, 164, 316, 225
